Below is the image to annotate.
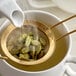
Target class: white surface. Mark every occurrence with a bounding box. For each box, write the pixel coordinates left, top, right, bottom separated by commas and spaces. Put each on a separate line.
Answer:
52, 0, 76, 14
26, 0, 76, 14
28, 0, 55, 8
0, 4, 76, 76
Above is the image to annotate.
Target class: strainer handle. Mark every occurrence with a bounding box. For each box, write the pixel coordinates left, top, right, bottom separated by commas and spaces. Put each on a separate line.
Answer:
0, 54, 8, 60
56, 30, 76, 41
51, 15, 76, 29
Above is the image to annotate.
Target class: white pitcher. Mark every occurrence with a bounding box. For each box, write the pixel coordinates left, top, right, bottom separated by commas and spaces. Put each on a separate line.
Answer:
0, 0, 24, 28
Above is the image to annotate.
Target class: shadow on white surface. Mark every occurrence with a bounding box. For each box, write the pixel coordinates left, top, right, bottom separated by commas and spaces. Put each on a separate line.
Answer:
0, 74, 2, 76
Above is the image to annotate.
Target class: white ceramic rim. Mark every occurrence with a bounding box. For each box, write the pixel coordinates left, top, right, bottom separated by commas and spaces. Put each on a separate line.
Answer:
2, 10, 72, 74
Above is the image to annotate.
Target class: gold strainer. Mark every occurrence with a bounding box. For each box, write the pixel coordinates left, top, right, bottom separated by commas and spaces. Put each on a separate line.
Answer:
0, 15, 76, 65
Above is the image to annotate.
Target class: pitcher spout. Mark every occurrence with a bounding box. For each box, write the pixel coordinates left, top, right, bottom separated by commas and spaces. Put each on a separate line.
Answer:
0, 0, 24, 27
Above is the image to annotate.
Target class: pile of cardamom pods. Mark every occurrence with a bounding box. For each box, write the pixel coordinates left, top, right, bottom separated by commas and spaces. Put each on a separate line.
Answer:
7, 32, 46, 61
